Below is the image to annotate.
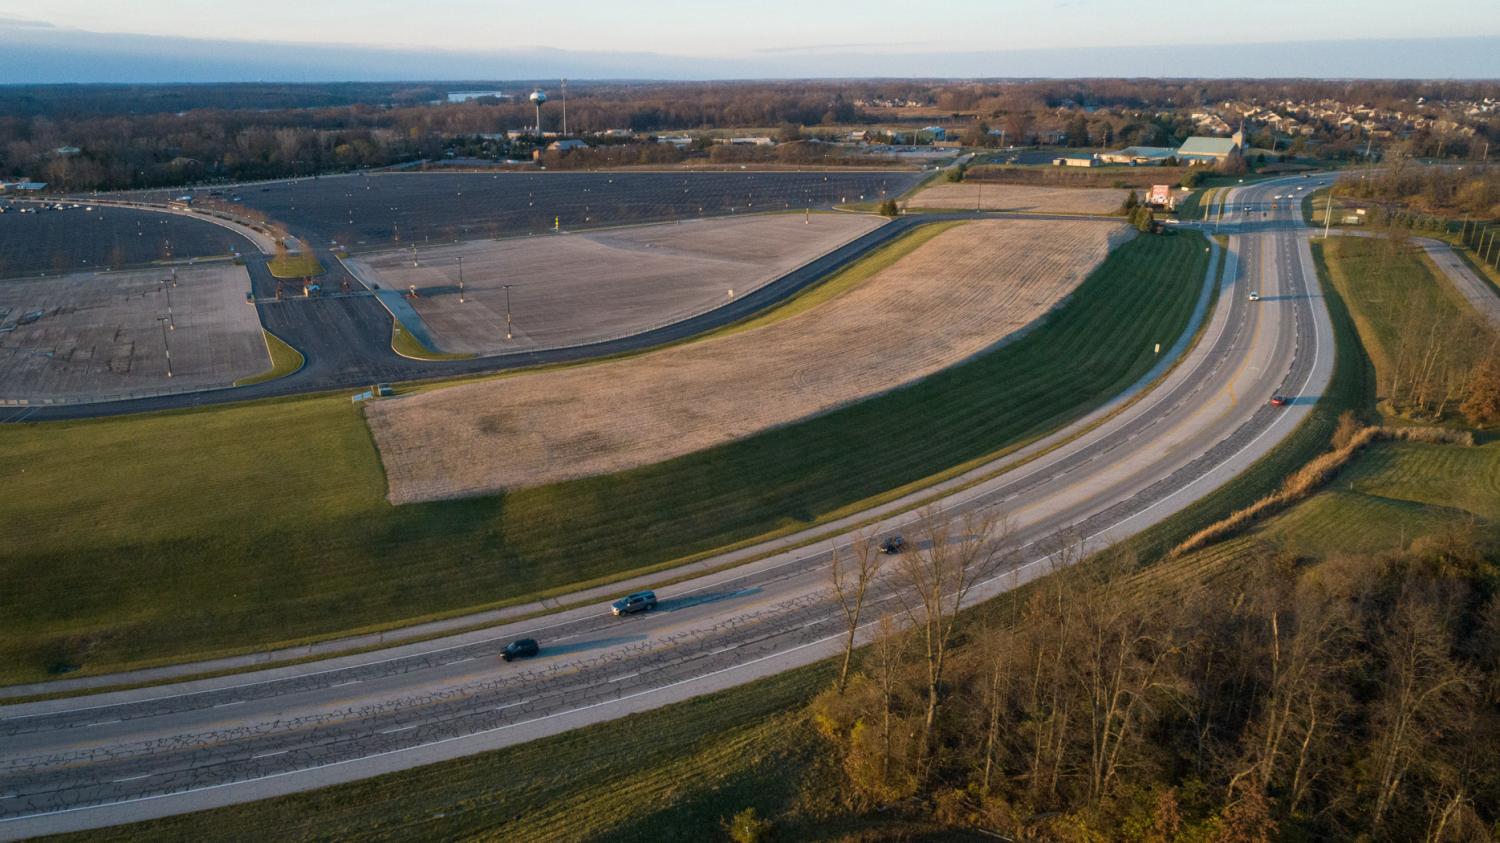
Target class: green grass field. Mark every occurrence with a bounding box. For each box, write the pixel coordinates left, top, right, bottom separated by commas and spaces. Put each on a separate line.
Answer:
1175, 188, 1209, 221
233, 330, 304, 386
0, 230, 1209, 684
1319, 234, 1485, 421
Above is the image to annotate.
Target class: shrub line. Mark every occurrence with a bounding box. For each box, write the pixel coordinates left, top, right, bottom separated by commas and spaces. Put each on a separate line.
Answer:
1171, 424, 1475, 557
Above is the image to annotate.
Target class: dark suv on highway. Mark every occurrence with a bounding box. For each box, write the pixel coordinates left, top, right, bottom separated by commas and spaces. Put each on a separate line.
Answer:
611, 591, 658, 616
501, 638, 540, 662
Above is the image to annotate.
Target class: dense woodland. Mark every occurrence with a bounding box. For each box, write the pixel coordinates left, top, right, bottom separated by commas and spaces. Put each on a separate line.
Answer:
805, 508, 1500, 842
3, 79, 1497, 192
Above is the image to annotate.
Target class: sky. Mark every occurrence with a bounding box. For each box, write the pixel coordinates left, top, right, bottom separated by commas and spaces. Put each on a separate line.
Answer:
5, 0, 1497, 57
0, 2, 1496, 81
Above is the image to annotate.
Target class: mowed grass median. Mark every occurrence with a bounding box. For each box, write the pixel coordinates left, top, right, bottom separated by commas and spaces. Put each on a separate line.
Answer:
0, 230, 1209, 683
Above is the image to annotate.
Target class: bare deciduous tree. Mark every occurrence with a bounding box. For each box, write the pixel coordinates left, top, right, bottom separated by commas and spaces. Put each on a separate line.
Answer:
831, 530, 885, 694
892, 507, 1010, 770
1367, 587, 1477, 830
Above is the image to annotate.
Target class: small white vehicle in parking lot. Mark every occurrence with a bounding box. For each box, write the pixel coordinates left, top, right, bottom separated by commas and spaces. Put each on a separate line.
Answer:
1248, 291, 1261, 301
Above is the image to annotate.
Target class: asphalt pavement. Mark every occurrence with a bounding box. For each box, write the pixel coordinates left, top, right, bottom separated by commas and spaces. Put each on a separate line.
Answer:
0, 174, 1341, 839
3, 210, 1119, 422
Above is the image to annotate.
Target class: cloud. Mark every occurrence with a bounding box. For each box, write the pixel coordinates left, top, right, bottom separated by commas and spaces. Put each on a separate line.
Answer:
0, 14, 56, 29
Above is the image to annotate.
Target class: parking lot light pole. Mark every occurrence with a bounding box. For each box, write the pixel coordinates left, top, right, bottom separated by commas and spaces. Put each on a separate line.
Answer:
457, 255, 464, 303
503, 284, 513, 340
158, 317, 173, 377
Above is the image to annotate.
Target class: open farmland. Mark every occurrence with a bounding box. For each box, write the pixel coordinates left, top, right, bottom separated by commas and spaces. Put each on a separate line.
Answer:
0, 263, 267, 402
367, 219, 1133, 502
346, 213, 884, 355
0, 203, 249, 278
147, 170, 922, 249
906, 182, 1127, 214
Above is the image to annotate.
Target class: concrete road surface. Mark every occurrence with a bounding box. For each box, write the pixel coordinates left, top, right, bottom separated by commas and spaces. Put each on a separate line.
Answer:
1415, 236, 1500, 328
0, 175, 1337, 839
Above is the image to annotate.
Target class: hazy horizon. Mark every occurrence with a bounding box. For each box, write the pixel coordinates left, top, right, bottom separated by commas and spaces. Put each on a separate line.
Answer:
0, 10, 1497, 83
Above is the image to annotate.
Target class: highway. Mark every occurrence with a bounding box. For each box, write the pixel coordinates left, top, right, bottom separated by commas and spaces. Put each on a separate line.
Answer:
0, 174, 1337, 838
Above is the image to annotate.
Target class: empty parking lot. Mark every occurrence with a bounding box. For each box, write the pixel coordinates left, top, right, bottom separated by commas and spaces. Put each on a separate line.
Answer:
149, 170, 922, 248
0, 263, 267, 403
345, 213, 885, 355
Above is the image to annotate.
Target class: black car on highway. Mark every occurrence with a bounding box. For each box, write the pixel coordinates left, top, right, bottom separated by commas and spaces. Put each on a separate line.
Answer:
501, 638, 540, 661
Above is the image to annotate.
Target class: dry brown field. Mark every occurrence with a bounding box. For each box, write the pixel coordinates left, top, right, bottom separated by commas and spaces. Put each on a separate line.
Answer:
906, 182, 1128, 215
345, 213, 883, 355
366, 219, 1132, 503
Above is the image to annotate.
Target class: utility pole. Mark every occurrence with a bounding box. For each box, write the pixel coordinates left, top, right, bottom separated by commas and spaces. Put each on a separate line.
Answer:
1323, 185, 1335, 240
561, 78, 567, 137
457, 255, 464, 303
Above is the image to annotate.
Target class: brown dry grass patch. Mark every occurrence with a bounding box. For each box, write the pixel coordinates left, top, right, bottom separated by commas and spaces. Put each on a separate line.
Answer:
367, 219, 1132, 503
906, 182, 1128, 215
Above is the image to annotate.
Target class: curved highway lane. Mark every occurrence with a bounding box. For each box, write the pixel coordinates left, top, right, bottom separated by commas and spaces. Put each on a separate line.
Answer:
0, 175, 1336, 839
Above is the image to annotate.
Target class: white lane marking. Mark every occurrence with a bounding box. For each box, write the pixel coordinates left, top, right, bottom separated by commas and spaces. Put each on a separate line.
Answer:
252, 750, 288, 759
85, 721, 120, 727
111, 775, 150, 783
380, 724, 418, 735
607, 673, 640, 683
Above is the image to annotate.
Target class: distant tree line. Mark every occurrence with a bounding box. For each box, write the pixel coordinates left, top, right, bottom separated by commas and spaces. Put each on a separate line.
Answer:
4, 79, 1497, 192
1338, 160, 1500, 219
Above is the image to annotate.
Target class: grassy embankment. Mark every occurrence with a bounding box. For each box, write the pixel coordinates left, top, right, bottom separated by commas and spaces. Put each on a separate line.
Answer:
389, 320, 475, 361
233, 330, 304, 386
1319, 234, 1485, 420
0, 230, 1207, 683
265, 251, 324, 279
78, 224, 1500, 843
1302, 186, 1353, 228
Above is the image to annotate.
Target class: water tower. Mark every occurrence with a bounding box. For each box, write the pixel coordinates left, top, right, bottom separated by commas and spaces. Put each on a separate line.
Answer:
529, 89, 548, 138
